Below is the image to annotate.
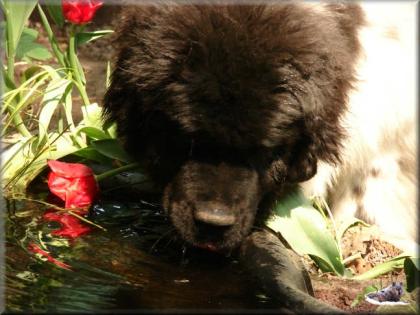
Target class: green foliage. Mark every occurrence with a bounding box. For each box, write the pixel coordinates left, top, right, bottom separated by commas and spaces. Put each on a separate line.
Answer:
352, 254, 411, 281
78, 127, 110, 141
336, 217, 370, 244
76, 30, 114, 46
15, 27, 52, 61
0, 0, 131, 195
267, 189, 418, 283
45, 0, 64, 27
404, 257, 419, 292
2, 0, 38, 54
351, 285, 378, 307
267, 190, 345, 276
90, 139, 134, 164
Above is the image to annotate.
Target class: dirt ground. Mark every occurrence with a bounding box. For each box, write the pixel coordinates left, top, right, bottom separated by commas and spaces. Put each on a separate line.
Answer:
26, 9, 417, 313
305, 224, 417, 313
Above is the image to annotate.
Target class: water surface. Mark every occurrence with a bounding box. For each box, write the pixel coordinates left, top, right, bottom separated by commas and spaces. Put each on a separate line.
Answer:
4, 187, 278, 313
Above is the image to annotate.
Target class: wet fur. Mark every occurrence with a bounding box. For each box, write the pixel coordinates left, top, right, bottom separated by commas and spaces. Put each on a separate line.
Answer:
103, 3, 416, 251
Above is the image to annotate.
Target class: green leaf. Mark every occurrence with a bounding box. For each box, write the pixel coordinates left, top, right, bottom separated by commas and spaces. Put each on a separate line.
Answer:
21, 65, 42, 82
352, 254, 411, 281
90, 139, 133, 163
404, 257, 419, 292
75, 30, 114, 46
38, 76, 71, 143
15, 27, 52, 61
2, 71, 51, 136
25, 45, 52, 61
351, 285, 378, 308
2, 0, 38, 53
71, 147, 113, 165
82, 102, 103, 128
45, 1, 64, 27
78, 126, 110, 140
3, 132, 80, 193
1, 136, 34, 176
103, 120, 117, 139
1, 66, 51, 117
266, 189, 345, 276
337, 217, 370, 243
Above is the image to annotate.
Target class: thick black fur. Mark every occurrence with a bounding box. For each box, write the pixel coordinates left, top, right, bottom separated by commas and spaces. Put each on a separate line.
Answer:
103, 3, 364, 250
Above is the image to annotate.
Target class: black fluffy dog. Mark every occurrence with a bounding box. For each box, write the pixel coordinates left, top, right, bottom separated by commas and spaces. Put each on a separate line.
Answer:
103, 3, 417, 252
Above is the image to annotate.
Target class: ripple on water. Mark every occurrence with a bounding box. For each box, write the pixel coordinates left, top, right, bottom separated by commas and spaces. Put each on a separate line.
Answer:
5, 194, 278, 312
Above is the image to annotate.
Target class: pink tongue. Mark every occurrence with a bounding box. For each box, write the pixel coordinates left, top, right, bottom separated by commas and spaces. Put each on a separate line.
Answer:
196, 242, 218, 252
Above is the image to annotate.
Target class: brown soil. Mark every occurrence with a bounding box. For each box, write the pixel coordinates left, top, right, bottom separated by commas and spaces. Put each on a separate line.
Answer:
305, 224, 416, 313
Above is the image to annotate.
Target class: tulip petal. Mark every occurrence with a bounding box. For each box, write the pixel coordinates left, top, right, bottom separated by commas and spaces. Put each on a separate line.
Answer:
47, 160, 99, 208
48, 172, 72, 201
62, 0, 103, 25
48, 160, 94, 178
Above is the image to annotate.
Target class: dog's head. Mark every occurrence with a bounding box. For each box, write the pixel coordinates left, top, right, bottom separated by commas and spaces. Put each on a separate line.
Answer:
104, 3, 364, 250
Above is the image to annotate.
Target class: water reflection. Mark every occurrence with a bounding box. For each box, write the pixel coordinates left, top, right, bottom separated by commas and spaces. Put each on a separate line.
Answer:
5, 194, 277, 312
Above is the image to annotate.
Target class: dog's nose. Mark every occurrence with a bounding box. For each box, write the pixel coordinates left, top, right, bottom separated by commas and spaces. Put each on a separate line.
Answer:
194, 206, 236, 227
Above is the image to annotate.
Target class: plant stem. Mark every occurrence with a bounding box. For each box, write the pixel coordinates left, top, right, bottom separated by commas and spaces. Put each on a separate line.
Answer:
37, 4, 67, 68
68, 26, 90, 107
95, 163, 141, 182
72, 79, 91, 108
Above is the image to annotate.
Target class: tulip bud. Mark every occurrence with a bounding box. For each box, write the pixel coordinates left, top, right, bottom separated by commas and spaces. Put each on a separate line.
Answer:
62, 0, 103, 25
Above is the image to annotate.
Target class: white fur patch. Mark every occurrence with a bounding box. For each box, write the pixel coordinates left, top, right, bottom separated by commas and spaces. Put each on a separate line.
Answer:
302, 2, 418, 254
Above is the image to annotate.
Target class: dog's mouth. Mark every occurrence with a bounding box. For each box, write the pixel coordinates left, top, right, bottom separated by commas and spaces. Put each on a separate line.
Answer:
191, 222, 234, 252
162, 160, 262, 253
194, 242, 220, 252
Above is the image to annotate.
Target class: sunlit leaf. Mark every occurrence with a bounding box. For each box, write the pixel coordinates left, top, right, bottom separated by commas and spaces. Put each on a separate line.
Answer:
2, 65, 63, 117
337, 217, 370, 243
2, 73, 50, 136
2, 131, 80, 194
38, 77, 71, 143
2, 0, 38, 53
352, 254, 411, 281
77, 126, 110, 140
75, 30, 113, 46
266, 189, 345, 276
81, 102, 103, 129
1, 136, 34, 175
102, 120, 117, 139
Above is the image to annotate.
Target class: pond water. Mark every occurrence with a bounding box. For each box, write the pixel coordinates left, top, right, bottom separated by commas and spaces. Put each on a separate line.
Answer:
4, 182, 279, 313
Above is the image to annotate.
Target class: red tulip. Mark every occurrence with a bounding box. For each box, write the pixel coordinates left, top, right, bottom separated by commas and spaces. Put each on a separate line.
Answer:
47, 160, 99, 209
62, 0, 103, 25
44, 211, 91, 238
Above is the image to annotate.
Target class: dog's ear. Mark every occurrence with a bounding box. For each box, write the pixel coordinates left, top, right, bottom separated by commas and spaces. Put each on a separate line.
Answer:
284, 3, 365, 182
280, 76, 348, 184
103, 6, 171, 134
325, 2, 365, 53
285, 136, 318, 183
